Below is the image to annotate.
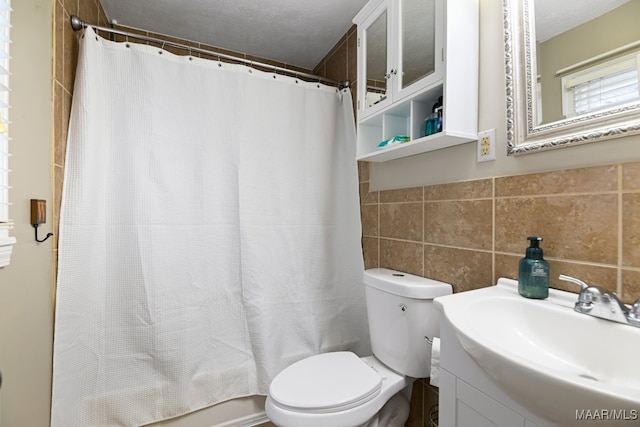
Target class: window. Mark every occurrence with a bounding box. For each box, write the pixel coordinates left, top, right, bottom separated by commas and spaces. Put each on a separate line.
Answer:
562, 51, 640, 118
0, 0, 13, 268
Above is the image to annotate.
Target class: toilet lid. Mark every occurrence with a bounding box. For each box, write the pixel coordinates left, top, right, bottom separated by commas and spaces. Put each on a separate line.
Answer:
269, 351, 382, 411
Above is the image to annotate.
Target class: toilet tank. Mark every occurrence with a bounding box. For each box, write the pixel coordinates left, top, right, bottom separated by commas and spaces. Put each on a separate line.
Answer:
363, 268, 452, 378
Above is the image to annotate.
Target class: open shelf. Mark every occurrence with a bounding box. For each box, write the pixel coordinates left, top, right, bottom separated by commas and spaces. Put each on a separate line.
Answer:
357, 130, 477, 162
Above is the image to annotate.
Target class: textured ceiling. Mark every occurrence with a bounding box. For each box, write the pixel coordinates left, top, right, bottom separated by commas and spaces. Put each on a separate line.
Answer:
98, 0, 369, 70
98, 0, 631, 69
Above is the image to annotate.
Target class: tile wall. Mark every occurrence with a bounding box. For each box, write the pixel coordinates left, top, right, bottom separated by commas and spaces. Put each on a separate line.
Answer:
359, 162, 640, 304
313, 25, 359, 117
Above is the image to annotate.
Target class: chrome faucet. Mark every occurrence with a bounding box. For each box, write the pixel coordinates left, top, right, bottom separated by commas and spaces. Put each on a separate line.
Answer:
559, 275, 640, 328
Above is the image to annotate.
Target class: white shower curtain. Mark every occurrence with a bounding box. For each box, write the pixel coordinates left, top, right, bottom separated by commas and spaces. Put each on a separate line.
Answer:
51, 28, 368, 427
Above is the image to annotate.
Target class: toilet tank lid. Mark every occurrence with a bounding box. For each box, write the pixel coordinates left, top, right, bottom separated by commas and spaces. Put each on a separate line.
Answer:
363, 268, 452, 299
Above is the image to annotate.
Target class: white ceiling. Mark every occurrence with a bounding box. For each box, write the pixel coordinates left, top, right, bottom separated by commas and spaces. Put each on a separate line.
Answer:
99, 0, 633, 69
99, 0, 370, 70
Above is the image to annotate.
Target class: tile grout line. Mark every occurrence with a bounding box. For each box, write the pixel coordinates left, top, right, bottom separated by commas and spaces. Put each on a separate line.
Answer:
492, 177, 496, 287
618, 165, 623, 295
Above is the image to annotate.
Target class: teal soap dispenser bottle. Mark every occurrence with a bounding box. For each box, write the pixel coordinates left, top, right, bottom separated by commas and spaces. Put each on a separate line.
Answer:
518, 236, 549, 299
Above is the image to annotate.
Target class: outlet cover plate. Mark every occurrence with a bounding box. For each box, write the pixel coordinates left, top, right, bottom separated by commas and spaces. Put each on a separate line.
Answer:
477, 128, 496, 162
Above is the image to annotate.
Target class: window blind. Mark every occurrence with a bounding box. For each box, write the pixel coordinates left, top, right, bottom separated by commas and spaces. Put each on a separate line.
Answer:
562, 52, 640, 118
571, 68, 639, 116
0, 0, 9, 224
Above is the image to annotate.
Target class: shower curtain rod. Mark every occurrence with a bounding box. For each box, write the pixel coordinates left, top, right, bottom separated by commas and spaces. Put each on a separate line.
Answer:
69, 16, 350, 89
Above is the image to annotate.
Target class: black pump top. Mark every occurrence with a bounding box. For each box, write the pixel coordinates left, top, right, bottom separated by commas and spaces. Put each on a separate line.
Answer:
526, 236, 544, 259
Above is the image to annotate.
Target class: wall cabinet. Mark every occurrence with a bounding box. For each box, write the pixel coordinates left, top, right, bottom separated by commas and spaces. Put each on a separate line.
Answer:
353, 0, 479, 162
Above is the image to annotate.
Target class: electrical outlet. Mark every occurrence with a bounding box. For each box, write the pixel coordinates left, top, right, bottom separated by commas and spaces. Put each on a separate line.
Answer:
477, 129, 496, 162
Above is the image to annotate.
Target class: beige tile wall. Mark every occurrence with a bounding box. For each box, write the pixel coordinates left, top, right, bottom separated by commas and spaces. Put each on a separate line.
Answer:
360, 161, 640, 303
313, 24, 358, 117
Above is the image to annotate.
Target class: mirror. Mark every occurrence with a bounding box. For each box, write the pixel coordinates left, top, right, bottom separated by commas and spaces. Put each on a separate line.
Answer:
504, 0, 640, 155
365, 10, 388, 109
401, 0, 436, 89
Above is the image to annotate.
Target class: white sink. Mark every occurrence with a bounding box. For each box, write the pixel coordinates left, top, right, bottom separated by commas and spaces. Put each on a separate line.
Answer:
435, 278, 640, 426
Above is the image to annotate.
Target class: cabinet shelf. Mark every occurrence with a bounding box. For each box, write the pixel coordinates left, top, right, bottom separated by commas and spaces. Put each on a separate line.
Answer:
357, 130, 476, 162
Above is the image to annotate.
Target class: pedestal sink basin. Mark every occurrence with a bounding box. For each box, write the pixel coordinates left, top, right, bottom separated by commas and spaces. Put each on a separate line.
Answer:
435, 278, 640, 426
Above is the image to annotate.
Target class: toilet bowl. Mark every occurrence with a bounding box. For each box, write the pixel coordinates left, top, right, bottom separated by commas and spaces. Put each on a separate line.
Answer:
265, 268, 452, 427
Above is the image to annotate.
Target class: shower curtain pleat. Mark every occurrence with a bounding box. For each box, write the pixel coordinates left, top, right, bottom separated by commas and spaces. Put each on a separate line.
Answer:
51, 27, 368, 427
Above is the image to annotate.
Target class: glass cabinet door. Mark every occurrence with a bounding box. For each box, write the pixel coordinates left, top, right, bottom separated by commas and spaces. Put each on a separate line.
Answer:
357, 0, 443, 118
400, 0, 436, 88
396, 0, 442, 100
361, 2, 392, 116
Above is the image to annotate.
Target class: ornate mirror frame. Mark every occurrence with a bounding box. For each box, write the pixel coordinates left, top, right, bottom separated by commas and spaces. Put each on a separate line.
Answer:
503, 0, 640, 155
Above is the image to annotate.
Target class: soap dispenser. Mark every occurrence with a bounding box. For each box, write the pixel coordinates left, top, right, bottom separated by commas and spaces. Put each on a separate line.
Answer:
518, 236, 549, 299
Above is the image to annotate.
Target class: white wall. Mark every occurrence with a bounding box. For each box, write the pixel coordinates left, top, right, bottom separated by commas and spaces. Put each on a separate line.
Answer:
0, 1, 54, 426
369, 0, 640, 191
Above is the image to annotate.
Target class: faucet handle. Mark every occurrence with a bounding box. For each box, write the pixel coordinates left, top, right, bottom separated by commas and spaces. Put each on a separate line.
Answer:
558, 275, 589, 291
559, 275, 593, 313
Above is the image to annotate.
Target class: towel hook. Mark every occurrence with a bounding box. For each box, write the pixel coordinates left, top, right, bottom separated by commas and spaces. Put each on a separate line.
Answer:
30, 199, 53, 244
33, 224, 53, 243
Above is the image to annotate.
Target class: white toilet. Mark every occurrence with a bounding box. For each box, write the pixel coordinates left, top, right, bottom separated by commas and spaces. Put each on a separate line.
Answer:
265, 268, 452, 427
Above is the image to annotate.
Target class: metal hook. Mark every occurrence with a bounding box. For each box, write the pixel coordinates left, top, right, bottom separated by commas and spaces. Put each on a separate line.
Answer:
33, 224, 53, 244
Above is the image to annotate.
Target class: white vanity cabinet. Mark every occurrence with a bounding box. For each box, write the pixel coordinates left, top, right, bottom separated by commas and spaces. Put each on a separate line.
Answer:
353, 0, 479, 162
439, 318, 558, 427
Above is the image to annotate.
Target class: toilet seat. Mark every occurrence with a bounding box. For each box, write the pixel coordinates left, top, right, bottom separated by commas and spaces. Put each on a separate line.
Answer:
268, 351, 382, 412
